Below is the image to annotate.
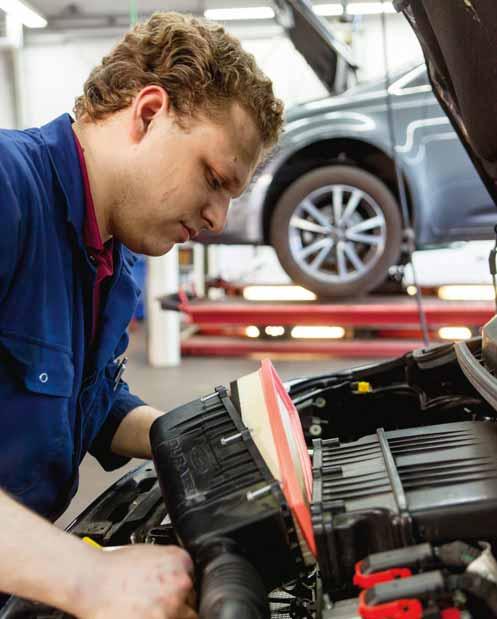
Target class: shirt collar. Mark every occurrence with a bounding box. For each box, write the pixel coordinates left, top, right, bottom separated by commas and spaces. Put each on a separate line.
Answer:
39, 113, 86, 247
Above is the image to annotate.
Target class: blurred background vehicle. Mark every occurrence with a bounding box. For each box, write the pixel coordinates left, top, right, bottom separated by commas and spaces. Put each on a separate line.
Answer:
201, 3, 494, 298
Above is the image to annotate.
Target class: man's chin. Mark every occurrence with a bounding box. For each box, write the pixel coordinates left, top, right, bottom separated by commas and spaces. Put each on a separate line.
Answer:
125, 240, 176, 257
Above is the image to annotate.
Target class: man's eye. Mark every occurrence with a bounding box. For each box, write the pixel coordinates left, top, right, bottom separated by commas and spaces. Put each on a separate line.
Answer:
208, 172, 222, 191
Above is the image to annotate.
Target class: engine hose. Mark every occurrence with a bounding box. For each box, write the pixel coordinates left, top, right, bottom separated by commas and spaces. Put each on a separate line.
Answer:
436, 541, 482, 568
199, 552, 269, 619
447, 572, 497, 615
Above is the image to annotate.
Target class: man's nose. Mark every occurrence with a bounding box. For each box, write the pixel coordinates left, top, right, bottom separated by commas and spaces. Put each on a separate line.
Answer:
202, 195, 230, 234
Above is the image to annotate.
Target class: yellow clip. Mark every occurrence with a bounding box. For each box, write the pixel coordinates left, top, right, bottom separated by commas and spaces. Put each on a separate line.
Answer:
356, 381, 372, 394
82, 536, 102, 550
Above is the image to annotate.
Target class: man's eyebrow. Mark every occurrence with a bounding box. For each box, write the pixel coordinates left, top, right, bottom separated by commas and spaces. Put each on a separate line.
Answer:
216, 167, 241, 193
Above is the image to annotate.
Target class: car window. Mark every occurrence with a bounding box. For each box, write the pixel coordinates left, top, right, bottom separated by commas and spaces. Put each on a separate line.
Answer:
405, 68, 429, 89
390, 65, 431, 95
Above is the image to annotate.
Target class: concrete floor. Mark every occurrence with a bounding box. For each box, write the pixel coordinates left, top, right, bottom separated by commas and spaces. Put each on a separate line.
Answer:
57, 325, 375, 528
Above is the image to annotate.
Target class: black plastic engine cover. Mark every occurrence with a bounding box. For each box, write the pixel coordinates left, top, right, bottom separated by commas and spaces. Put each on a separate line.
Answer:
312, 421, 497, 593
150, 386, 305, 593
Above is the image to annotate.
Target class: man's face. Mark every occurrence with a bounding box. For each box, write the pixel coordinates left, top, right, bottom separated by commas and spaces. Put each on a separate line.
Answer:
110, 101, 263, 256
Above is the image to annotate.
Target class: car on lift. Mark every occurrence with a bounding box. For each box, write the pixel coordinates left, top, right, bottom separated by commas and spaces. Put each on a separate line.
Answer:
202, 0, 495, 298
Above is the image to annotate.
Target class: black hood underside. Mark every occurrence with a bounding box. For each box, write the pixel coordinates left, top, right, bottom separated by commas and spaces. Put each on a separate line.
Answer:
395, 0, 497, 207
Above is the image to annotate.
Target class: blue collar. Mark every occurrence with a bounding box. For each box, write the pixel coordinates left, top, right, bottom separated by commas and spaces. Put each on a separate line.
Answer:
40, 113, 86, 247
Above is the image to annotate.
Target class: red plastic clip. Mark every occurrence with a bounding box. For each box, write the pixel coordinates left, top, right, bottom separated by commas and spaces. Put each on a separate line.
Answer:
441, 610, 461, 619
354, 560, 413, 589
358, 591, 423, 619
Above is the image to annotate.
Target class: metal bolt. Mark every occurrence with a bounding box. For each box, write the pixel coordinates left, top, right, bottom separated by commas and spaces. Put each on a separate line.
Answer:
246, 484, 274, 502
220, 432, 243, 446
314, 397, 326, 409
200, 392, 219, 403
309, 424, 322, 437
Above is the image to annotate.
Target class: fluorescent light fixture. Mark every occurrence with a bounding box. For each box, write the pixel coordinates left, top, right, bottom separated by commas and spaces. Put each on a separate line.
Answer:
243, 285, 316, 302
348, 2, 395, 14
265, 326, 285, 337
438, 285, 495, 302
315, 2, 395, 16
291, 326, 345, 339
314, 4, 344, 16
0, 0, 47, 28
438, 326, 472, 341
204, 7, 275, 21
204, 2, 395, 22
245, 325, 261, 338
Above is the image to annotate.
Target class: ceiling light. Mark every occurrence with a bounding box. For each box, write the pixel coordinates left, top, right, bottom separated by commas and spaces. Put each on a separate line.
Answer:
0, 0, 47, 28
438, 285, 495, 302
438, 327, 472, 341
245, 326, 261, 338
347, 2, 396, 15
204, 7, 275, 21
314, 4, 344, 16
315, 2, 395, 16
265, 326, 285, 337
243, 285, 316, 302
291, 326, 345, 339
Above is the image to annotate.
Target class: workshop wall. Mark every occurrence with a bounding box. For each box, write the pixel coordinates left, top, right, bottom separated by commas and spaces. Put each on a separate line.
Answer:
0, 51, 15, 129
20, 13, 421, 128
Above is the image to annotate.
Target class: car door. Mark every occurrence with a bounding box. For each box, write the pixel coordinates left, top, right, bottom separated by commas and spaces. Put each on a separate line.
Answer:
390, 66, 494, 245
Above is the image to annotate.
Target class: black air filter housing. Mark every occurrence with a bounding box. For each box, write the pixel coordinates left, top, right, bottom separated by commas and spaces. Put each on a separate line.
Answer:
150, 386, 304, 594
312, 421, 497, 593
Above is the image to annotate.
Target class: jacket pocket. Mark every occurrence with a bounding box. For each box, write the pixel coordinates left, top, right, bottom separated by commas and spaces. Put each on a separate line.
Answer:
0, 333, 75, 504
0, 332, 74, 397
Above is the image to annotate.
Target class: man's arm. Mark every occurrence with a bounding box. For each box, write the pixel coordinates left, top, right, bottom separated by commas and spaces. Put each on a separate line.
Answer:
110, 404, 163, 459
0, 489, 197, 618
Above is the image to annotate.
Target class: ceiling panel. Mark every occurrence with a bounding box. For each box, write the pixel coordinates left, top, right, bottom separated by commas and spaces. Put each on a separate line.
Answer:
29, 0, 273, 18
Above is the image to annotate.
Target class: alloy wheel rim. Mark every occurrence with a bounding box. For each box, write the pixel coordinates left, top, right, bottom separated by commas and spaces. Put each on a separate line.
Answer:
288, 184, 387, 284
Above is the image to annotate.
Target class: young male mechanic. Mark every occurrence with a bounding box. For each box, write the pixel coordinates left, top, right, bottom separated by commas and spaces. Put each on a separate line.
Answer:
0, 12, 283, 618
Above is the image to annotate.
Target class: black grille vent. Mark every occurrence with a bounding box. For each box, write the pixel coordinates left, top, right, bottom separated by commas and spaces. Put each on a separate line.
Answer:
312, 421, 497, 593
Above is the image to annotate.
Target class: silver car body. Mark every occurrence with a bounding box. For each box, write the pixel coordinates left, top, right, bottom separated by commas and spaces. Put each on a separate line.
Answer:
212, 64, 494, 248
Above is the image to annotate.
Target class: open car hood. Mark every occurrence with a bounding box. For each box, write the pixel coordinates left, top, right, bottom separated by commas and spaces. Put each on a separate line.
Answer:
272, 0, 358, 94
395, 0, 497, 207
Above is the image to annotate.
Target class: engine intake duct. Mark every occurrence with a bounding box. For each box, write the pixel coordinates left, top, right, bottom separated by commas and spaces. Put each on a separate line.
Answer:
312, 421, 497, 593
150, 385, 305, 609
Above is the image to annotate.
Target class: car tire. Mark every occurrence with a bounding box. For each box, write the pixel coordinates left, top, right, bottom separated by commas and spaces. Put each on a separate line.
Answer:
270, 165, 403, 299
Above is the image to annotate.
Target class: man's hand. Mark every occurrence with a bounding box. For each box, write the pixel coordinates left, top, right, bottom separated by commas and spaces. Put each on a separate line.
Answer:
0, 490, 197, 619
80, 545, 197, 619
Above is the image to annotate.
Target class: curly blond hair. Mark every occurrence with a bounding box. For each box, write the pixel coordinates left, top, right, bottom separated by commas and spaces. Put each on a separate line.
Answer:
74, 12, 284, 147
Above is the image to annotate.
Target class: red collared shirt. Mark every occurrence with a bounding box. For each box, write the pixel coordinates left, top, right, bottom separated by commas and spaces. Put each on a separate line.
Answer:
73, 133, 114, 343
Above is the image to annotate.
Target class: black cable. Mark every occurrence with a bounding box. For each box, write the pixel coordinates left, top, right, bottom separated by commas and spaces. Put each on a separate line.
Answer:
380, 4, 430, 348
447, 572, 497, 615
436, 541, 481, 568
356, 383, 481, 411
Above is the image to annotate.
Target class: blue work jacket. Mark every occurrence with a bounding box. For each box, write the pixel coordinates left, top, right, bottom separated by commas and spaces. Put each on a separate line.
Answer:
0, 114, 145, 520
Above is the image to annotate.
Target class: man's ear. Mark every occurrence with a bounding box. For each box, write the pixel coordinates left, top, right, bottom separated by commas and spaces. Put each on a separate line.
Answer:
129, 85, 171, 143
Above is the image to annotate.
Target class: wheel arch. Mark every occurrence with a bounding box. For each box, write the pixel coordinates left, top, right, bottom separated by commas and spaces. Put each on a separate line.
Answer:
262, 138, 414, 243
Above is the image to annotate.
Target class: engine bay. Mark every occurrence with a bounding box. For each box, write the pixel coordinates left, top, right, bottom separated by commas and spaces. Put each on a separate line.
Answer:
3, 329, 497, 619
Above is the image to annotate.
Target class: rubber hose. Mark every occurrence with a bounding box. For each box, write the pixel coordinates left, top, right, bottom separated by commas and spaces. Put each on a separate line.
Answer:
199, 552, 269, 619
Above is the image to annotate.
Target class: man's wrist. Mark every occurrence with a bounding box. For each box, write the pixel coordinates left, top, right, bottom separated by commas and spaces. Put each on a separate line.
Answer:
59, 542, 106, 618
110, 405, 164, 459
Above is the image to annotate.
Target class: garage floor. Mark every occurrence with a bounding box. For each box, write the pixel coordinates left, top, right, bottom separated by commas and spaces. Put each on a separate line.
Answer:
57, 325, 375, 529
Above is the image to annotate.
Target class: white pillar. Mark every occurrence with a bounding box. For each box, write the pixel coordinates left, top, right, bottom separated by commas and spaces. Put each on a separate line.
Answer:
146, 249, 181, 367
192, 243, 206, 298
207, 245, 220, 279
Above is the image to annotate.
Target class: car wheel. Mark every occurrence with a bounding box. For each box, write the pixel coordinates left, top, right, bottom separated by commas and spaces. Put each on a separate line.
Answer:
270, 166, 403, 299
